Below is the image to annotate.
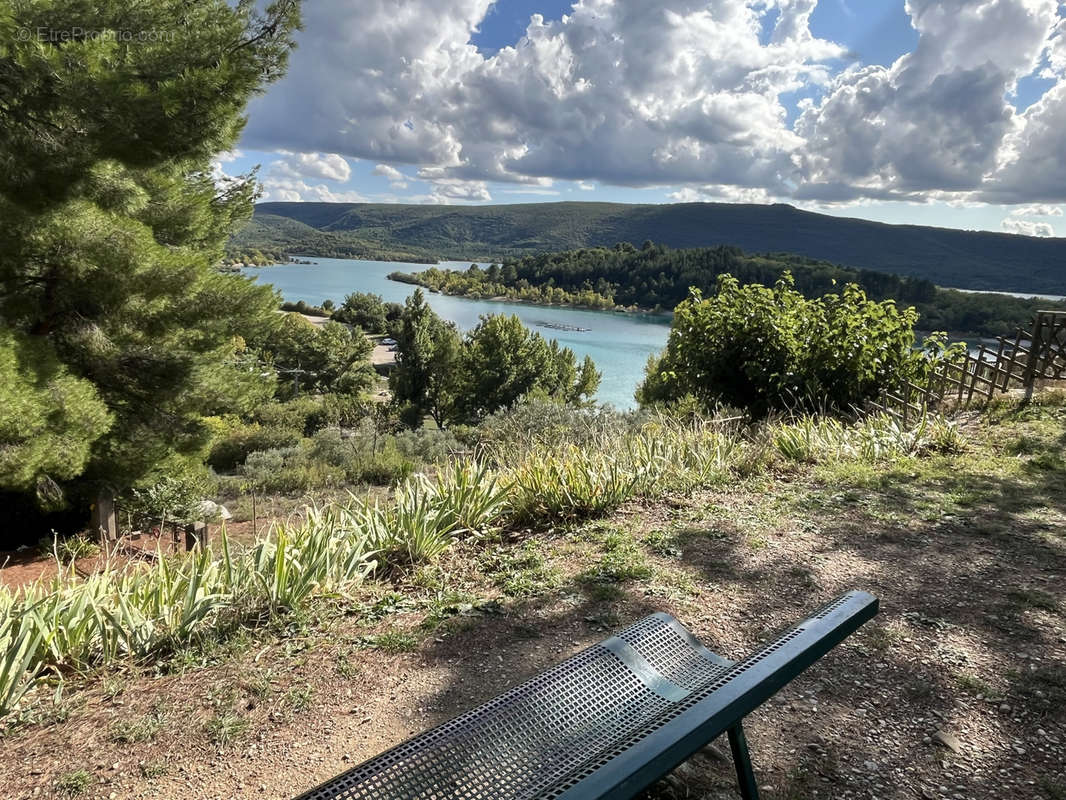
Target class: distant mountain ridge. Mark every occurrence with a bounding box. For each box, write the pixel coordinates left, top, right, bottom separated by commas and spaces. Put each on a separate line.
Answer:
241, 201, 1066, 294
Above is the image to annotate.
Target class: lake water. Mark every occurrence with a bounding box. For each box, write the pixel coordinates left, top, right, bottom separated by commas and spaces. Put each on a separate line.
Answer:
242, 257, 672, 409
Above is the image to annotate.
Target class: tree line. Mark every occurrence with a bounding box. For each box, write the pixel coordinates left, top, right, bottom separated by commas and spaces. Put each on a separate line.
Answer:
392, 242, 1064, 338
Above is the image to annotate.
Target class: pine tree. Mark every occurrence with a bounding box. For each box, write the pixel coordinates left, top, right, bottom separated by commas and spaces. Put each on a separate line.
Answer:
0, 0, 302, 511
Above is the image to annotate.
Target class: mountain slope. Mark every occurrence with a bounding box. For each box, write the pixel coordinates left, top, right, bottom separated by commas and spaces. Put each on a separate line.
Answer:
242, 201, 1066, 294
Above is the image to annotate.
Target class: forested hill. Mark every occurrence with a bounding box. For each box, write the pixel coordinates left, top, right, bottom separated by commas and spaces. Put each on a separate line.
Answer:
391, 244, 1066, 339
245, 201, 1066, 295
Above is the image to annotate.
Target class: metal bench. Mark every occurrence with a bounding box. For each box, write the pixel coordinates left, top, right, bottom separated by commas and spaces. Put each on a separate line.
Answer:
294, 590, 878, 800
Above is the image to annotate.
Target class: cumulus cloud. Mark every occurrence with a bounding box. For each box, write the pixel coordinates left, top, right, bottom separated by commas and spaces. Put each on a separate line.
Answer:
260, 178, 367, 203
272, 152, 352, 182
241, 0, 1066, 204
1002, 217, 1056, 236
373, 163, 409, 188
668, 184, 775, 203
797, 0, 1060, 200
243, 0, 844, 192
425, 178, 492, 203
1010, 204, 1063, 216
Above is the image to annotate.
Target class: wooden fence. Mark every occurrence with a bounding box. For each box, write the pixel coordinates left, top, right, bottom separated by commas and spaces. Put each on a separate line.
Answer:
866, 310, 1066, 424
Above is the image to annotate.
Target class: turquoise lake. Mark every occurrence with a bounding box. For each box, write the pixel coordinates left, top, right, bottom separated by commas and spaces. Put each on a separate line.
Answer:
243, 257, 672, 409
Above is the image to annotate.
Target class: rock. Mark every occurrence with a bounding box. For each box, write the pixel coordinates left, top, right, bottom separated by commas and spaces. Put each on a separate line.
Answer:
933, 730, 963, 754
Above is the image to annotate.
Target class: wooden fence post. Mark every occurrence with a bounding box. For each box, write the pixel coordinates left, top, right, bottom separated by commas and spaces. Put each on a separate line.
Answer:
1023, 313, 1044, 403
91, 489, 118, 546
184, 521, 208, 551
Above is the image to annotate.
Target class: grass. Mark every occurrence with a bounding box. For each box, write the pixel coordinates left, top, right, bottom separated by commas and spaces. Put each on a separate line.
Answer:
1008, 588, 1060, 612
955, 672, 1000, 699
579, 530, 653, 586
205, 709, 249, 750
483, 540, 561, 597
2, 399, 1061, 727
365, 631, 419, 653
110, 708, 165, 743
55, 769, 92, 797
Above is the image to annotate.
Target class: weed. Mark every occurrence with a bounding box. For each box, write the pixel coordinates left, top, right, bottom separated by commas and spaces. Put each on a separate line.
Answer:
55, 770, 92, 797
139, 761, 168, 779
110, 709, 165, 743
366, 631, 418, 653
283, 683, 314, 714
580, 531, 653, 585
643, 529, 682, 559
205, 710, 248, 750
102, 675, 127, 700
335, 650, 361, 679
483, 540, 561, 597
955, 673, 999, 699
1008, 588, 1059, 612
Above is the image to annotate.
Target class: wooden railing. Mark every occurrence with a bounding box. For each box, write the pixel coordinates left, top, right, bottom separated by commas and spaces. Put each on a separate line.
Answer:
866, 310, 1066, 423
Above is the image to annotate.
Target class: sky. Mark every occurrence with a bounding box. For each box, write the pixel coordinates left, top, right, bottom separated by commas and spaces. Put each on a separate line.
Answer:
221, 0, 1066, 238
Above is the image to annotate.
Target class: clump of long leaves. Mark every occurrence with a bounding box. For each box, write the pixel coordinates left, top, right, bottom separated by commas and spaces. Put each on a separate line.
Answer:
0, 511, 376, 718
509, 445, 644, 522
345, 460, 510, 566
772, 413, 963, 464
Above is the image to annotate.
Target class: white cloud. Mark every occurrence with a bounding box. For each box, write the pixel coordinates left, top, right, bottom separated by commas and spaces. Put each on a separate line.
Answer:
1009, 204, 1063, 216
260, 178, 367, 203
273, 152, 352, 182
241, 0, 1066, 205
668, 184, 776, 204
425, 178, 492, 204
372, 163, 409, 188
500, 187, 561, 196
796, 0, 1060, 201
1002, 216, 1056, 236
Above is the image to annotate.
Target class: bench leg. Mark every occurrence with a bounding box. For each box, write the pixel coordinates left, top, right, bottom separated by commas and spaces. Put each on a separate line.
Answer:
727, 722, 760, 800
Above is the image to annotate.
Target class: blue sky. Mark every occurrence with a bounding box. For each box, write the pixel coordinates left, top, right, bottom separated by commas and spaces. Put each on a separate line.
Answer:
228, 0, 1066, 238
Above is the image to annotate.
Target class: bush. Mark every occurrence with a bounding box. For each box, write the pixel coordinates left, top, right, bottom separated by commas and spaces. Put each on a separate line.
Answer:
208, 424, 302, 471
638, 274, 941, 417
475, 400, 637, 459
393, 427, 464, 463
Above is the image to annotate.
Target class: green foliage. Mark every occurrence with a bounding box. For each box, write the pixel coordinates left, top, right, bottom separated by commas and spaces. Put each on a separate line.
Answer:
483, 540, 560, 597
579, 530, 653, 585
510, 446, 642, 522
389, 294, 601, 428
207, 423, 302, 472
257, 315, 375, 398
334, 292, 389, 333
638, 274, 940, 416
456, 315, 600, 421
0, 0, 303, 508
54, 770, 92, 797
126, 475, 207, 525
395, 243, 1064, 339
0, 506, 377, 717
389, 290, 464, 428
0, 330, 112, 506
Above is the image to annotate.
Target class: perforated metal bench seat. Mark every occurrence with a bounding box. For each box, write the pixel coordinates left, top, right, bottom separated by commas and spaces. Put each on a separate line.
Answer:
294, 590, 878, 800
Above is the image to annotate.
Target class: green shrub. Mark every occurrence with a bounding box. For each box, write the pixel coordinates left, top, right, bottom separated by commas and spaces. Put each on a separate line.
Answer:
352, 449, 415, 486
476, 400, 636, 460
393, 427, 464, 463
208, 423, 301, 471
638, 274, 947, 417
309, 427, 415, 486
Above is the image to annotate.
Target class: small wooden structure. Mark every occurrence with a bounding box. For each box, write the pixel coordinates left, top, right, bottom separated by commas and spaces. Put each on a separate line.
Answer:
867, 310, 1066, 423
